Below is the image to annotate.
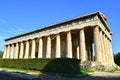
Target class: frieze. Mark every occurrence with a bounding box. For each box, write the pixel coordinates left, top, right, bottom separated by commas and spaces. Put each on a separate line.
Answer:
5, 16, 100, 45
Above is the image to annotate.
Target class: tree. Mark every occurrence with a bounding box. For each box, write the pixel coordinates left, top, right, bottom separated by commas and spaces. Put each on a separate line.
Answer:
114, 52, 120, 66
0, 51, 3, 58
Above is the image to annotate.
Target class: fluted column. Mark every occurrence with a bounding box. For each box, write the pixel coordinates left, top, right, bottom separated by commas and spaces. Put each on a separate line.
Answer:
103, 34, 108, 64
19, 42, 24, 58
77, 46, 79, 59
11, 44, 14, 59
46, 36, 51, 58
108, 40, 115, 65
99, 30, 105, 64
106, 38, 109, 63
24, 41, 30, 58
80, 29, 87, 62
3, 45, 7, 58
31, 39, 36, 58
67, 31, 72, 58
38, 38, 43, 58
76, 37, 79, 59
93, 26, 102, 62
6, 45, 10, 58
56, 34, 61, 58
15, 43, 19, 58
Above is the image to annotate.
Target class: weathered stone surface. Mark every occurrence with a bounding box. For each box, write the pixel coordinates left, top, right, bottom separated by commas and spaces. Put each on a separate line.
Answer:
3, 11, 115, 68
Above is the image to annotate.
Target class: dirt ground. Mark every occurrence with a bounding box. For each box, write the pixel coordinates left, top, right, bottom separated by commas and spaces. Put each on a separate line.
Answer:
1, 70, 120, 80
39, 71, 120, 80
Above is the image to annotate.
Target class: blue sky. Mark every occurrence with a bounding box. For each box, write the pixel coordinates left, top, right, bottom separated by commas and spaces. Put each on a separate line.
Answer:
0, 0, 120, 54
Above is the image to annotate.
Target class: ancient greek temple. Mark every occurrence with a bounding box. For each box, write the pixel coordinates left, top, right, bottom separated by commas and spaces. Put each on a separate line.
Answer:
3, 11, 115, 66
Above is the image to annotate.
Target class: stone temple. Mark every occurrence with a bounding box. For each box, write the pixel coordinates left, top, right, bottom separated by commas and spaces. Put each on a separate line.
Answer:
3, 11, 115, 68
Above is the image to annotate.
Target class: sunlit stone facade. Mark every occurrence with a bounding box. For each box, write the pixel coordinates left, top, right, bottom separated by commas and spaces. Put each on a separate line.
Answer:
3, 11, 115, 67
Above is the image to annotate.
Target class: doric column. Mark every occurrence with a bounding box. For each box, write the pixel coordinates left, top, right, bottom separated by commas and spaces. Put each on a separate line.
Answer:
67, 31, 72, 58
106, 39, 111, 64
11, 44, 14, 59
93, 26, 102, 62
46, 36, 51, 58
99, 30, 105, 64
15, 43, 19, 59
77, 46, 79, 59
31, 39, 36, 58
24, 41, 30, 58
6, 44, 10, 58
38, 38, 43, 58
3, 45, 7, 58
103, 34, 108, 64
76, 37, 79, 59
108, 40, 115, 65
80, 29, 87, 62
56, 34, 61, 58
107, 38, 112, 64
19, 42, 24, 58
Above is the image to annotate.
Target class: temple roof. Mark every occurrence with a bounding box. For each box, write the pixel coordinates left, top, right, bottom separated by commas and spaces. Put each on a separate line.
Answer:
5, 11, 110, 41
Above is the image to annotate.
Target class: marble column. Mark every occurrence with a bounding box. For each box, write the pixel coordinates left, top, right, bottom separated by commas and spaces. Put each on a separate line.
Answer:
19, 42, 24, 58
93, 26, 102, 62
46, 36, 51, 58
77, 46, 80, 59
108, 40, 115, 65
24, 41, 30, 58
99, 30, 105, 63
56, 34, 61, 58
11, 44, 14, 59
76, 37, 79, 59
80, 29, 87, 62
31, 39, 36, 58
103, 34, 108, 64
105, 37, 110, 64
15, 43, 19, 59
107, 39, 111, 64
3, 45, 7, 58
6, 45, 10, 58
38, 38, 43, 58
67, 31, 72, 58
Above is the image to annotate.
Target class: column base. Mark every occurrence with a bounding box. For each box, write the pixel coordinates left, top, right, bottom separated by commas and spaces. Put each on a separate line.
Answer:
80, 61, 117, 71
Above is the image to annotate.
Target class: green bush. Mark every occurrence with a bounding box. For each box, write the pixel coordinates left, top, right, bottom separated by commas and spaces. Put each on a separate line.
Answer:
114, 52, 120, 66
0, 58, 80, 74
43, 58, 80, 74
0, 51, 3, 58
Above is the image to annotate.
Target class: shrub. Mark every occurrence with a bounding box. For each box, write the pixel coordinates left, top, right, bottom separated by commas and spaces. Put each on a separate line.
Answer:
114, 52, 120, 66
0, 58, 80, 74
42, 58, 80, 74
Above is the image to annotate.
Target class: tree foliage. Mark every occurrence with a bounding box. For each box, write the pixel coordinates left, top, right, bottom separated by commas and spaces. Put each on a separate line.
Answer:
0, 58, 80, 74
114, 52, 120, 66
0, 51, 3, 58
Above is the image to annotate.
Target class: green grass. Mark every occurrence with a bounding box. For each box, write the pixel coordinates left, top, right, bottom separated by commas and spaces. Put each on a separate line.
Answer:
0, 67, 42, 74
0, 67, 94, 79
81, 69, 94, 74
106, 68, 118, 72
